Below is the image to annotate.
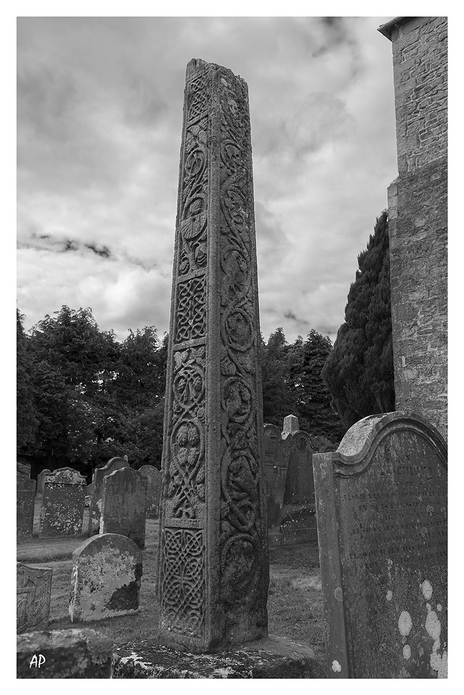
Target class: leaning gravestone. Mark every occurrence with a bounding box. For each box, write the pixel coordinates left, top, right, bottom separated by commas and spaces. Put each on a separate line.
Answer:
100, 467, 147, 549
39, 467, 86, 537
69, 533, 143, 622
138, 465, 161, 518
17, 562, 52, 633
89, 457, 129, 534
17, 628, 113, 678
17, 463, 36, 540
313, 411, 447, 678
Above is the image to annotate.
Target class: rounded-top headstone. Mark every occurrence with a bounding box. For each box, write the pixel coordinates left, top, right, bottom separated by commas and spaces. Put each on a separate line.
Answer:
69, 533, 143, 622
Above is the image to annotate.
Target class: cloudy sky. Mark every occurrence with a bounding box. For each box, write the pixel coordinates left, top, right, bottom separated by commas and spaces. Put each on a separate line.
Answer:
17, 11, 399, 345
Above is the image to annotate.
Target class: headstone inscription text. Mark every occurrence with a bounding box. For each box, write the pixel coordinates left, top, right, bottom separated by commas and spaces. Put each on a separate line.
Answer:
313, 412, 447, 679
157, 58, 268, 652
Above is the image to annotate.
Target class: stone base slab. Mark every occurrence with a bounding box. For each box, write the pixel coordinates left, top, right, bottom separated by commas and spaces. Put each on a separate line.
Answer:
112, 634, 325, 678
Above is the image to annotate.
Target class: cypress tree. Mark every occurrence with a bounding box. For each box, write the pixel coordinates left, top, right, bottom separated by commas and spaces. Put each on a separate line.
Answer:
322, 211, 395, 428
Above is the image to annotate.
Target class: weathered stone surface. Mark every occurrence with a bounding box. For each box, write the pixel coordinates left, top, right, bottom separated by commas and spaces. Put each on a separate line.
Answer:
17, 628, 113, 678
279, 424, 317, 544
381, 17, 447, 438
69, 533, 143, 622
17, 463, 36, 540
101, 467, 147, 548
37, 468, 51, 497
113, 635, 325, 678
17, 563, 52, 633
89, 457, 129, 534
263, 423, 290, 532
157, 58, 268, 652
39, 467, 86, 537
313, 411, 447, 678
139, 465, 161, 518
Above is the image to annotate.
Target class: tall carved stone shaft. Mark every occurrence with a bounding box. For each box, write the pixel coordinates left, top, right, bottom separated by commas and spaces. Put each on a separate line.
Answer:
157, 59, 268, 652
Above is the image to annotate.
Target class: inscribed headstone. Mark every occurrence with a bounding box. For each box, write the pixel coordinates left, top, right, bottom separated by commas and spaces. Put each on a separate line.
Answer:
17, 463, 36, 540
313, 412, 447, 678
100, 467, 147, 548
39, 467, 86, 537
138, 465, 161, 518
89, 457, 129, 534
17, 628, 113, 678
157, 58, 268, 651
17, 562, 52, 633
69, 533, 143, 622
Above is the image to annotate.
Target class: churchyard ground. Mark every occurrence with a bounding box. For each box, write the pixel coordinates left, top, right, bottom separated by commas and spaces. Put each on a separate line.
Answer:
17, 511, 327, 670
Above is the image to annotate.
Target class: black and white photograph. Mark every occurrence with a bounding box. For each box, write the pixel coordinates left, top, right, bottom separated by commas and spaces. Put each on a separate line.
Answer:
14, 5, 449, 682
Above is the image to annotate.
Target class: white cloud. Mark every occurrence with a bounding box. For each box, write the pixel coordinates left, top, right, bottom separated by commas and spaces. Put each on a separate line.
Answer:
17, 16, 397, 346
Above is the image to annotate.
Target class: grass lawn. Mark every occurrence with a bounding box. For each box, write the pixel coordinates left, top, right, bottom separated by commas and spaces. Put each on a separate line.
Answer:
18, 513, 327, 672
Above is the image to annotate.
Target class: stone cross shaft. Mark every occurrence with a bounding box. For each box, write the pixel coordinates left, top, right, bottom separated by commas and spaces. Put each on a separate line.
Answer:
157, 58, 268, 652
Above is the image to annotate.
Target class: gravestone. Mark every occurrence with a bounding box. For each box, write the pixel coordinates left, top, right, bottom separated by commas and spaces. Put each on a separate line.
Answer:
139, 465, 161, 518
89, 456, 129, 534
281, 418, 316, 543
17, 562, 52, 633
157, 58, 268, 652
69, 533, 143, 622
37, 468, 51, 497
17, 463, 36, 540
263, 423, 290, 534
313, 411, 447, 678
100, 467, 147, 548
39, 467, 86, 536
17, 628, 113, 678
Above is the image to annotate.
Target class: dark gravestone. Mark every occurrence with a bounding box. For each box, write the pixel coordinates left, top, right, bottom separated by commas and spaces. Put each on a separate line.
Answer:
263, 423, 290, 533
138, 465, 161, 518
17, 463, 36, 540
17, 628, 113, 678
89, 457, 129, 534
101, 467, 147, 549
313, 412, 447, 678
39, 467, 86, 536
69, 533, 143, 622
280, 418, 316, 544
17, 563, 52, 633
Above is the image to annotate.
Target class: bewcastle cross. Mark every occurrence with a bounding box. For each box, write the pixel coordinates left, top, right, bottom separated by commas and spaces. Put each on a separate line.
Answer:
156, 59, 269, 652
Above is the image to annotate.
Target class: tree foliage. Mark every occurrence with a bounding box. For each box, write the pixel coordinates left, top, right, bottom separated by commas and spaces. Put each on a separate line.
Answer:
261, 327, 345, 447
322, 211, 395, 428
19, 306, 167, 477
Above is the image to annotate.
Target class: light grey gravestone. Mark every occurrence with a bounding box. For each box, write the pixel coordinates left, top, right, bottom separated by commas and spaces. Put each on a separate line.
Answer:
17, 628, 113, 678
89, 456, 129, 534
17, 562, 52, 633
39, 467, 86, 537
101, 467, 147, 549
263, 423, 290, 533
17, 463, 36, 540
139, 464, 161, 518
157, 58, 268, 652
69, 533, 143, 622
37, 468, 51, 497
313, 412, 447, 678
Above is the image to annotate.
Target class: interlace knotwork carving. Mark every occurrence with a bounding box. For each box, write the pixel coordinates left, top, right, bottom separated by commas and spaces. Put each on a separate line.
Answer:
174, 276, 206, 343
160, 528, 205, 637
